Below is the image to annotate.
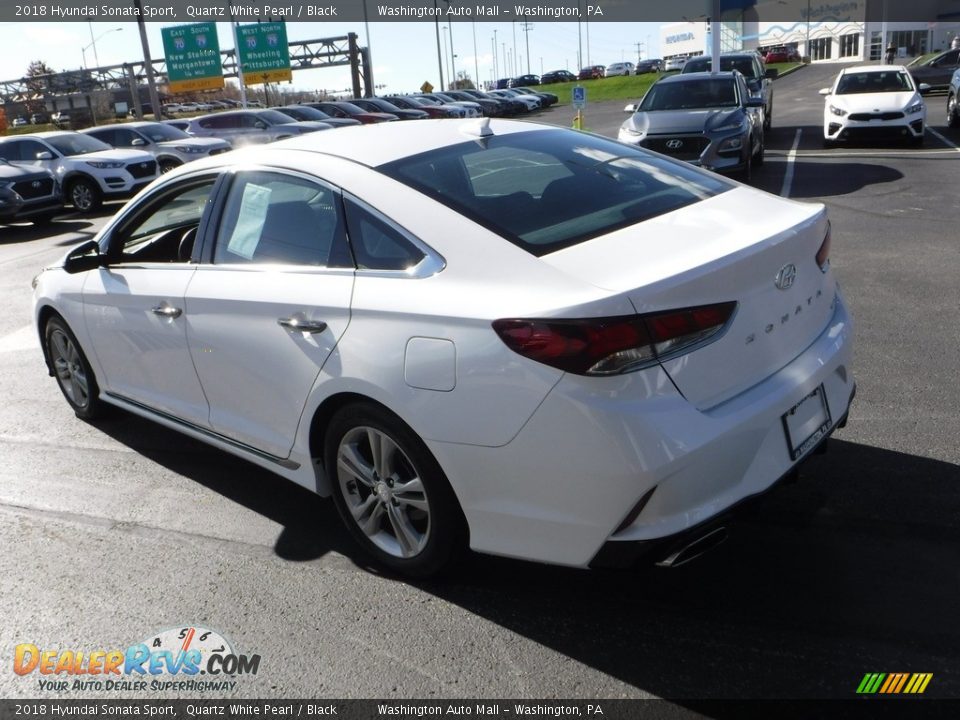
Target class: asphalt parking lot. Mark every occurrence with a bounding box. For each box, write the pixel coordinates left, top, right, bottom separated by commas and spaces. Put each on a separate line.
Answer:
1, 62, 958, 703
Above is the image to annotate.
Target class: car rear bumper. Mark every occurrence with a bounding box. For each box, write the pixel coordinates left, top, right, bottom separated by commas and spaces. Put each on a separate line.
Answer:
429, 288, 854, 568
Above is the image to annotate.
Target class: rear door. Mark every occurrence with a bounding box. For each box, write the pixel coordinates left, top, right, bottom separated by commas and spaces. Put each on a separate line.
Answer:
185, 168, 355, 459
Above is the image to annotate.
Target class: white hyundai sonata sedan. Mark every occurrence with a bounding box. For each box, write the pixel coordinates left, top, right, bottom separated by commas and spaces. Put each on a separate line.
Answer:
33, 119, 855, 577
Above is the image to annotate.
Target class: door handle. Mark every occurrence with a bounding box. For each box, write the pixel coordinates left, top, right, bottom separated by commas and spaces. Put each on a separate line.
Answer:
278, 317, 327, 334
151, 304, 182, 319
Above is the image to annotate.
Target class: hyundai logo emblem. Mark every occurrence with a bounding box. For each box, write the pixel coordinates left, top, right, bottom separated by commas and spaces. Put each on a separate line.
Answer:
665, 139, 684, 149
31, 180, 41, 188
775, 263, 797, 291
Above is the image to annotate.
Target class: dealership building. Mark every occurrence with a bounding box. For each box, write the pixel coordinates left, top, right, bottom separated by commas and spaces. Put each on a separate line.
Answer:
660, 0, 960, 63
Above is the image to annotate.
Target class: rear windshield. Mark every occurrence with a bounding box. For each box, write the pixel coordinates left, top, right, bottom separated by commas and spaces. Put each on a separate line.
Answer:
378, 129, 730, 256
684, 56, 758, 79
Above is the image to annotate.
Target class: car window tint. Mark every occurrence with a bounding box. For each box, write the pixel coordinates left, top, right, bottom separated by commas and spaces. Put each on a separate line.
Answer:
344, 200, 425, 271
379, 129, 730, 256
0, 141, 20, 161
214, 171, 345, 267
113, 178, 218, 263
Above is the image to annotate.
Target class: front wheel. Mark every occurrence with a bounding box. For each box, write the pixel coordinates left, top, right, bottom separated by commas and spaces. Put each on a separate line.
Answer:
159, 159, 181, 173
737, 140, 753, 183
45, 316, 104, 419
67, 177, 102, 213
947, 95, 959, 128
325, 402, 467, 578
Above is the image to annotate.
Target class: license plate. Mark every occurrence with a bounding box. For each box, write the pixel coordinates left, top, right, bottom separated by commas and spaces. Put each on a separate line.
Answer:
782, 384, 832, 461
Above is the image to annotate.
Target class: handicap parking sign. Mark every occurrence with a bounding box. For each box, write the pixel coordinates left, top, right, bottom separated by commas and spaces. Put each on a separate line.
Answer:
573, 86, 586, 109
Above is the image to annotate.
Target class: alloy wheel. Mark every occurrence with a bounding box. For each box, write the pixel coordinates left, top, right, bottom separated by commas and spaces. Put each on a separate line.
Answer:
49, 328, 89, 409
335, 426, 431, 559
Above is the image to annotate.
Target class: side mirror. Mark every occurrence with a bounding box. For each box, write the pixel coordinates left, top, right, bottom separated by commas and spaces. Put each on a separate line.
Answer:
131, 138, 146, 146
765, 68, 779, 79
918, 83, 931, 92
63, 240, 103, 275
746, 98, 766, 108
37, 151, 53, 160
818, 87, 831, 96
254, 121, 267, 129
623, 103, 638, 113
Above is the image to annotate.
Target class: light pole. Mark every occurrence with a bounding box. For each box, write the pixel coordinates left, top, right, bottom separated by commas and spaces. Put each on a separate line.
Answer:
82, 25, 122, 69
442, 26, 451, 88
433, 0, 445, 90
805, 0, 811, 61
472, 21, 479, 90
493, 29, 498, 80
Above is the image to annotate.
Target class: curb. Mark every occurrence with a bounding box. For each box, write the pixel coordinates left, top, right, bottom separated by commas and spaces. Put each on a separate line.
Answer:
773, 64, 806, 80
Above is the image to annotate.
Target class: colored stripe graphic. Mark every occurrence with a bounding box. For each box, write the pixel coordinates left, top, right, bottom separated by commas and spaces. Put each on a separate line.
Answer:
857, 672, 932, 694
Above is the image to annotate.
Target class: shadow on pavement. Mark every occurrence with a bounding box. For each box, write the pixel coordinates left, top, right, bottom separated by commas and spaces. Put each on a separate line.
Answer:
88, 410, 359, 565
87, 404, 960, 698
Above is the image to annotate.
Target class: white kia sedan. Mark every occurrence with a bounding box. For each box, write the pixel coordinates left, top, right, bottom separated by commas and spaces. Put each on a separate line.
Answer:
33, 119, 855, 578
820, 65, 927, 146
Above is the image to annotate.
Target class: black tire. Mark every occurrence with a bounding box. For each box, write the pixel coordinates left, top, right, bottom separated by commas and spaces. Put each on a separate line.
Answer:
948, 94, 959, 128
44, 315, 105, 420
325, 402, 467, 578
738, 140, 753, 183
159, 159, 181, 174
754, 132, 765, 166
764, 103, 772, 130
910, 133, 924, 148
67, 177, 102, 213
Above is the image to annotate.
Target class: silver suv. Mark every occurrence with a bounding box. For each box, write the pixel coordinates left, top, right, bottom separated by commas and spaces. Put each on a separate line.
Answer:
0, 159, 62, 226
0, 132, 157, 213
184, 109, 331, 147
682, 53, 777, 129
82, 121, 231, 173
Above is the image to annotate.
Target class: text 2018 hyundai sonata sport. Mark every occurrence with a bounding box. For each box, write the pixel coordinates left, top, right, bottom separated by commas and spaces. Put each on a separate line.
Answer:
33, 119, 855, 577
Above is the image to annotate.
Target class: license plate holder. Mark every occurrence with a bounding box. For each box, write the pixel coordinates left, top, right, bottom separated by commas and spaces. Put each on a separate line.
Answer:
782, 384, 832, 461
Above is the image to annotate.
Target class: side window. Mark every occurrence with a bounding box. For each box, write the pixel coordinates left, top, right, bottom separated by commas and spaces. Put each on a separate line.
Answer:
214, 171, 347, 267
344, 200, 426, 271
20, 140, 51, 161
88, 129, 114, 146
114, 129, 140, 146
0, 142, 18, 161
110, 178, 219, 264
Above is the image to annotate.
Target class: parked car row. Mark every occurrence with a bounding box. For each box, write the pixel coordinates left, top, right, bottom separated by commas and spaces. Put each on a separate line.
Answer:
0, 131, 157, 214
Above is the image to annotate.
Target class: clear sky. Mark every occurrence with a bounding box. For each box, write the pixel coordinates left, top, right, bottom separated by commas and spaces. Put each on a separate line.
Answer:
0, 20, 665, 97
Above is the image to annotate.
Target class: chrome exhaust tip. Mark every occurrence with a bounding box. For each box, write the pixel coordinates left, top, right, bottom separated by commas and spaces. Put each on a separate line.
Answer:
655, 527, 728, 568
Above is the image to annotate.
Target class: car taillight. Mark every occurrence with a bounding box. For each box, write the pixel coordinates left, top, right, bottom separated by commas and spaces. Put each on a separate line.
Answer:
492, 302, 737, 376
816, 222, 831, 272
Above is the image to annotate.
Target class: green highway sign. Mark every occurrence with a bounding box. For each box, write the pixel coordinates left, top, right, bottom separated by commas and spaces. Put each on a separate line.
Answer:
161, 23, 224, 93
236, 22, 293, 86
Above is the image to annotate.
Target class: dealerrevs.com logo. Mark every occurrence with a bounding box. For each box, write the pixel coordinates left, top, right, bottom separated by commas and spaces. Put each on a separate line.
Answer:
13, 626, 260, 693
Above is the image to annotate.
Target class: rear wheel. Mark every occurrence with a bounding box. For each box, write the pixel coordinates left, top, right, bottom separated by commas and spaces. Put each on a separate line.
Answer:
754, 132, 765, 166
67, 177, 102, 213
325, 402, 467, 578
45, 316, 104, 420
947, 94, 959, 128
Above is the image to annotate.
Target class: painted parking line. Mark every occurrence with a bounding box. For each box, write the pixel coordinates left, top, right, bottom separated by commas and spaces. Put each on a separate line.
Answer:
767, 148, 960, 158
779, 128, 802, 198
926, 127, 960, 152
0, 325, 38, 353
